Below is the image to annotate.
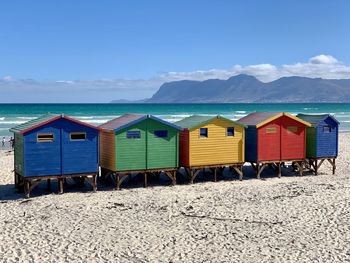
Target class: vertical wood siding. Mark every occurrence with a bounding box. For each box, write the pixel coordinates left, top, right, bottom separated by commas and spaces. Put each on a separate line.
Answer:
14, 133, 24, 176
115, 121, 147, 171
24, 121, 62, 176
146, 119, 178, 169
316, 118, 338, 157
305, 127, 317, 157
258, 119, 281, 161
244, 126, 257, 162
99, 131, 116, 171
179, 130, 190, 166
189, 119, 244, 166
280, 116, 306, 160
60, 119, 99, 174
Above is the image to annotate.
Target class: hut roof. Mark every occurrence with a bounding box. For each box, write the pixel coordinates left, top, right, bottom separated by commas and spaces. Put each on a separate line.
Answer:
175, 115, 246, 130
296, 114, 340, 126
10, 114, 100, 134
238, 112, 311, 128
99, 113, 183, 132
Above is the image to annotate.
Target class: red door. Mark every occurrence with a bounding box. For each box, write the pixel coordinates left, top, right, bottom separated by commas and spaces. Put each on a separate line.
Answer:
280, 116, 305, 160
258, 119, 281, 161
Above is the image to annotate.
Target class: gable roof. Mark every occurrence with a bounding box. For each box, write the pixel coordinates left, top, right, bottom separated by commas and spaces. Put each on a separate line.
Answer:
99, 113, 183, 132
174, 115, 246, 130
238, 112, 311, 128
296, 113, 340, 126
9, 114, 100, 134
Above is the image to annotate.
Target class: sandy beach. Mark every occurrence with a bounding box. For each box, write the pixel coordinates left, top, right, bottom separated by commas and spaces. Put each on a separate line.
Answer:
0, 134, 349, 262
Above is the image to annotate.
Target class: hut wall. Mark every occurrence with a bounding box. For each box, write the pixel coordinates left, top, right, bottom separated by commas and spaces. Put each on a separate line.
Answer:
115, 120, 147, 171
244, 126, 257, 162
23, 121, 62, 177
305, 127, 317, 158
257, 119, 281, 162
189, 118, 244, 166
179, 130, 190, 167
60, 119, 99, 174
146, 118, 178, 169
316, 118, 338, 158
280, 116, 306, 160
14, 133, 25, 176
99, 130, 116, 171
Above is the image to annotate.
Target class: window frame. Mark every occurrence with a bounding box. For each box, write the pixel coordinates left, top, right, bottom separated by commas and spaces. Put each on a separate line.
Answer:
287, 126, 298, 133
227, 127, 235, 137
266, 127, 277, 134
154, 130, 168, 138
323, 125, 332, 133
70, 132, 87, 141
199, 127, 208, 138
126, 130, 141, 139
37, 133, 54, 143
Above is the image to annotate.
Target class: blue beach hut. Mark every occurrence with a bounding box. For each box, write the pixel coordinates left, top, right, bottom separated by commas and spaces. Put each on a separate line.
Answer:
10, 114, 100, 197
296, 113, 339, 174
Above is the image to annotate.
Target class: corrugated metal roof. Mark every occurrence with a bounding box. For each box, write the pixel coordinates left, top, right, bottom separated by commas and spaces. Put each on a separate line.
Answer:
9, 114, 61, 133
99, 113, 145, 130
99, 113, 183, 132
296, 114, 340, 126
238, 112, 281, 126
175, 115, 246, 130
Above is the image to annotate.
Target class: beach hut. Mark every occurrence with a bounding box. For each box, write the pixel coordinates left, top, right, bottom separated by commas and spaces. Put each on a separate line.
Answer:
99, 114, 182, 189
238, 112, 311, 178
175, 115, 246, 183
296, 114, 339, 175
10, 114, 100, 197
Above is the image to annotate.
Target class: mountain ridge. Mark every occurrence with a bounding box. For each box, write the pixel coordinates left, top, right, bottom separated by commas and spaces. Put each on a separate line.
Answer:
142, 74, 350, 103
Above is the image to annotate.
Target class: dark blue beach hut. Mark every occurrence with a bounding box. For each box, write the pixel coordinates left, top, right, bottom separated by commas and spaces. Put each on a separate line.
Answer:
10, 114, 100, 197
296, 114, 339, 174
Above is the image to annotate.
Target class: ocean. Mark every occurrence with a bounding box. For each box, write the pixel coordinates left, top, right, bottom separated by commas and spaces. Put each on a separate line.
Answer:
0, 103, 349, 136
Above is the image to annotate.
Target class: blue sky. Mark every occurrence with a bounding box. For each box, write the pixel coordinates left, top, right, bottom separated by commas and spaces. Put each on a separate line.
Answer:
0, 0, 350, 102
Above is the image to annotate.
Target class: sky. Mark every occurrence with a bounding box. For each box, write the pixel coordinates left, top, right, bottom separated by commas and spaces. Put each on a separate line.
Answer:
1, 0, 350, 102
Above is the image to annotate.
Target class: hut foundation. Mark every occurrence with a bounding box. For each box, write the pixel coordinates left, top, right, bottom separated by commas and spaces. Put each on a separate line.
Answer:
307, 157, 336, 175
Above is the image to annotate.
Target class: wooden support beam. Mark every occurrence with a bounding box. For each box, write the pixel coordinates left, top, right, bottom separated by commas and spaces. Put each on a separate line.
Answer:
189, 169, 201, 184
164, 171, 177, 186
327, 158, 336, 175
214, 168, 217, 182
233, 166, 243, 181
144, 172, 148, 188
24, 180, 30, 198
47, 179, 51, 191
317, 159, 325, 171
58, 178, 64, 194
86, 175, 97, 192
257, 164, 266, 179
277, 162, 281, 178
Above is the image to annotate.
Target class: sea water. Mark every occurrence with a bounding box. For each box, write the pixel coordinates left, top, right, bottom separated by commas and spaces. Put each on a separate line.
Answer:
0, 103, 349, 136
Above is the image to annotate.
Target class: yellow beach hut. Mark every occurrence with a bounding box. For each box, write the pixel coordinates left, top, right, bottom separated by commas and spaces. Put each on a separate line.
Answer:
175, 115, 246, 183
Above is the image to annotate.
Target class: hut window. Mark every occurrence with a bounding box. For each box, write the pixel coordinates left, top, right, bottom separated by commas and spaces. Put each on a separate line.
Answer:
126, 131, 141, 139
37, 133, 54, 142
266, 127, 277, 134
227, 127, 235, 136
154, 130, 168, 138
287, 126, 298, 133
200, 128, 208, 138
70, 132, 86, 141
323, 126, 331, 133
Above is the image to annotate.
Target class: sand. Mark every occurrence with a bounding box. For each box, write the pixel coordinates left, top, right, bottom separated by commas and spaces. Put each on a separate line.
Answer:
0, 134, 350, 262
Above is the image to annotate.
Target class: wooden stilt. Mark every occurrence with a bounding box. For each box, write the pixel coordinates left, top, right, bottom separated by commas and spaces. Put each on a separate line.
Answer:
315, 159, 318, 175
24, 180, 30, 198
332, 158, 336, 175
144, 172, 148, 188
233, 166, 243, 181
214, 168, 217, 182
257, 163, 266, 179
58, 178, 64, 194
277, 162, 281, 178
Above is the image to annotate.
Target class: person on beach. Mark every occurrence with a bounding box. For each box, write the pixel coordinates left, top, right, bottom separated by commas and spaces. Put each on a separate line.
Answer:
9, 137, 14, 149
1, 137, 5, 148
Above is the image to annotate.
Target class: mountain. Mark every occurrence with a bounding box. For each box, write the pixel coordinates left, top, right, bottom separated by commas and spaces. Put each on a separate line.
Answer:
145, 74, 350, 103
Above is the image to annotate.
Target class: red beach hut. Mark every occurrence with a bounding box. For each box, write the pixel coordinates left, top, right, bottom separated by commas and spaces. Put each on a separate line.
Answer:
238, 112, 311, 178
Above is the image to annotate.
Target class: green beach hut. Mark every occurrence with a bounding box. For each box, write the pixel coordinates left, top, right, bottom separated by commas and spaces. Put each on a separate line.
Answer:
99, 114, 182, 189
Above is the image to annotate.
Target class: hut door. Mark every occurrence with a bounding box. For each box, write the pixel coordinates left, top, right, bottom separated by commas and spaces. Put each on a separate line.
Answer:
280, 116, 305, 160
258, 119, 281, 161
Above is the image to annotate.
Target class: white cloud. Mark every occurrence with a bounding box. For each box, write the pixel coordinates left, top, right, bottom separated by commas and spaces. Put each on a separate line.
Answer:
1, 54, 350, 102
